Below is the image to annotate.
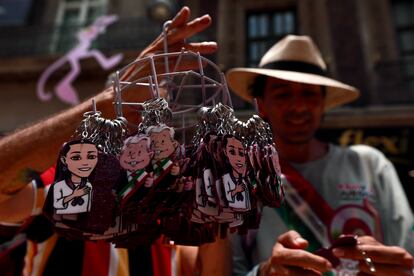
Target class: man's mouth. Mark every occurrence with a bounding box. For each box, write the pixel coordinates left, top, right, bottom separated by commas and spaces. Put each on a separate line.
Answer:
125, 160, 143, 167
287, 118, 309, 125
285, 113, 311, 126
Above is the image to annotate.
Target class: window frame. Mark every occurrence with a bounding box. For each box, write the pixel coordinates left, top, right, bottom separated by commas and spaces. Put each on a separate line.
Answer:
245, 8, 297, 67
49, 0, 108, 53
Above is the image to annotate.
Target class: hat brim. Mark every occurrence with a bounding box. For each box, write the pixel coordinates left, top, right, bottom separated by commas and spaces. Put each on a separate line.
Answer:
226, 68, 360, 110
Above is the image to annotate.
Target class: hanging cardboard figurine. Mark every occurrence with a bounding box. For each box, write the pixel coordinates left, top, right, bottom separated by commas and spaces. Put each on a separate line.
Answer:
140, 123, 184, 220
52, 140, 98, 215
222, 135, 251, 212
146, 123, 180, 187
118, 134, 154, 205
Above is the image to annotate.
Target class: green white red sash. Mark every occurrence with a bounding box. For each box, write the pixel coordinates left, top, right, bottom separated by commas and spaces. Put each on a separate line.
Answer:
279, 159, 334, 247
119, 170, 148, 197
279, 159, 382, 248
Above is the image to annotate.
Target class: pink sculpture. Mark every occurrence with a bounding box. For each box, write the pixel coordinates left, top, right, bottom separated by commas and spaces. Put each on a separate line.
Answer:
37, 15, 123, 105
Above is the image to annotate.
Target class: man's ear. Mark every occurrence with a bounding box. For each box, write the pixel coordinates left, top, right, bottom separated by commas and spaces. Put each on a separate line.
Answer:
149, 151, 154, 159
255, 98, 267, 119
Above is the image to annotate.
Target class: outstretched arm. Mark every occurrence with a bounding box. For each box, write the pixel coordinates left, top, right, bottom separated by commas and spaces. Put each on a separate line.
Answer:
0, 96, 107, 201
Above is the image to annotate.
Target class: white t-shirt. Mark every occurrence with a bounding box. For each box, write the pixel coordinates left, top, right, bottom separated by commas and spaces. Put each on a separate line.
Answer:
232, 144, 414, 275
223, 173, 251, 211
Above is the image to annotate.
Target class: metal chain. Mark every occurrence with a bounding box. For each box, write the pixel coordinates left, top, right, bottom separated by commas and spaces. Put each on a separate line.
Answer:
72, 111, 128, 155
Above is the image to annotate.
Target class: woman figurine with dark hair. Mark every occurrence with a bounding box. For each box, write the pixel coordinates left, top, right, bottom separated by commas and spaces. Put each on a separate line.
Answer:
52, 139, 98, 214
222, 135, 251, 212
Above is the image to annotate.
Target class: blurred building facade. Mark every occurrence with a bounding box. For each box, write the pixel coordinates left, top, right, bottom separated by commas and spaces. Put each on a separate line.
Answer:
0, 0, 413, 198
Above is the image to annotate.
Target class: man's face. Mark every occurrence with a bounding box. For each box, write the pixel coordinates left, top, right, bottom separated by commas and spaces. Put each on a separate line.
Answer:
119, 140, 153, 171
224, 137, 247, 176
62, 143, 98, 178
258, 79, 325, 145
150, 129, 177, 160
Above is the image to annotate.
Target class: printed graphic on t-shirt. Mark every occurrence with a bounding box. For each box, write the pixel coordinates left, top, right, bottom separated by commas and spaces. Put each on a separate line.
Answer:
329, 199, 383, 243
337, 183, 371, 203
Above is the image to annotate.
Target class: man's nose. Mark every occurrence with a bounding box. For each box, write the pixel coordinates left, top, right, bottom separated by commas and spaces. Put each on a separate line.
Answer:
290, 95, 308, 111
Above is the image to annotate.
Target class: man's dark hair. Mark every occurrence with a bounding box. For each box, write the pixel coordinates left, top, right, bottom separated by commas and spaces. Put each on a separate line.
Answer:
250, 75, 268, 98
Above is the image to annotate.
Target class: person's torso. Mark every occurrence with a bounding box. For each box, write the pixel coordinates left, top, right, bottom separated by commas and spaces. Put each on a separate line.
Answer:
253, 144, 390, 275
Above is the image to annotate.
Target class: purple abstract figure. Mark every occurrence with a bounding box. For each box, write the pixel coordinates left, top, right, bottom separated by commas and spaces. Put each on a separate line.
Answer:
37, 15, 123, 105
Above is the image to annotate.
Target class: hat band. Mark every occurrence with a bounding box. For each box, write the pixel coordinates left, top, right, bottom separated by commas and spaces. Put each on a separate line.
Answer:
261, 61, 327, 76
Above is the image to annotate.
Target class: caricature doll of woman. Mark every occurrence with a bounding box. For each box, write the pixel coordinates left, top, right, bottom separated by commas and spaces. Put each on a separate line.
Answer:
52, 139, 98, 214
222, 135, 251, 212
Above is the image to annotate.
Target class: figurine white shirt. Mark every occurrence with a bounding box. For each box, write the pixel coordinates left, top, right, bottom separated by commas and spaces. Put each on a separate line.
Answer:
223, 173, 250, 211
53, 179, 92, 214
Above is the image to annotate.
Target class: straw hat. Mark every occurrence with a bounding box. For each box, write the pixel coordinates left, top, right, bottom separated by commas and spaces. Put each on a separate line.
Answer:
226, 35, 360, 110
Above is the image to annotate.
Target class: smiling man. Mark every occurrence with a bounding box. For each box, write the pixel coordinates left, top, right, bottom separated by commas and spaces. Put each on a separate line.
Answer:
226, 35, 414, 275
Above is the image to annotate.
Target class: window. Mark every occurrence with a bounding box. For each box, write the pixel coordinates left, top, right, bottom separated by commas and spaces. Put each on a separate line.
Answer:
51, 0, 108, 53
246, 9, 296, 67
0, 0, 33, 26
391, 0, 414, 99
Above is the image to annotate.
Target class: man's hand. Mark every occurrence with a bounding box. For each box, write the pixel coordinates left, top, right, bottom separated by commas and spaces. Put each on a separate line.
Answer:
259, 230, 332, 276
120, 6, 217, 84
108, 6, 218, 124
332, 235, 413, 275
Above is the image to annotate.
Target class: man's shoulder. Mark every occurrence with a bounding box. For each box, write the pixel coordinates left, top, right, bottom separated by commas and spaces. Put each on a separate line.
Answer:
347, 144, 386, 160
327, 144, 389, 168
330, 143, 385, 158
343, 144, 390, 170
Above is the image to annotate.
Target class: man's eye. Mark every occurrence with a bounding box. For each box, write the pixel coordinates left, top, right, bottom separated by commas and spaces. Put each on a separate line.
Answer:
70, 155, 81, 161
272, 92, 290, 99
